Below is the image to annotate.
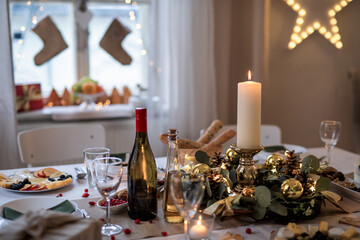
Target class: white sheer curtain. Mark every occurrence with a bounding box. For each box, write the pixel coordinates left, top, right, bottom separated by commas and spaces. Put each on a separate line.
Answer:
0, 0, 20, 169
148, 0, 217, 143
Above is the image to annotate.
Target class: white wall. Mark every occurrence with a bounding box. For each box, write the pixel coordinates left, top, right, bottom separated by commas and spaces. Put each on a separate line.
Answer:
215, 0, 360, 152
0, 0, 21, 170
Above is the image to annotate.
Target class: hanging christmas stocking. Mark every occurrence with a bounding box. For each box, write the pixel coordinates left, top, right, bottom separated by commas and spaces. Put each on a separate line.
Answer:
100, 19, 132, 65
32, 16, 68, 66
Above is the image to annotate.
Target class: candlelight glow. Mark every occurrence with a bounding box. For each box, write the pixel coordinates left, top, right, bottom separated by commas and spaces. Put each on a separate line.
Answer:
248, 71, 252, 81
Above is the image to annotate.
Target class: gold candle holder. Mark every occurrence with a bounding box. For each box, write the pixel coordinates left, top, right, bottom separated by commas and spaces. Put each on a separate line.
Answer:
229, 144, 263, 192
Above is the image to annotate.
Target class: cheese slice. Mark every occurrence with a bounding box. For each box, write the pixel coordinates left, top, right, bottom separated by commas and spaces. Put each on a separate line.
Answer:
341, 226, 358, 239
319, 221, 328, 235
286, 223, 301, 236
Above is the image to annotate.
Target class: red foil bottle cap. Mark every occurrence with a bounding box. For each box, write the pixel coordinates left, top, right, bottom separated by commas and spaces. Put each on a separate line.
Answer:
135, 107, 147, 132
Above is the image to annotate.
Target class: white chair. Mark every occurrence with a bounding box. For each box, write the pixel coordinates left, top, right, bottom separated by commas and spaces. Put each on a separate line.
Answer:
201, 124, 282, 148
18, 124, 106, 167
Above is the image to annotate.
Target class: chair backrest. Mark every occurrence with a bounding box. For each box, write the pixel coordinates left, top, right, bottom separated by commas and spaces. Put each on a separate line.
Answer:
200, 124, 282, 148
18, 124, 106, 166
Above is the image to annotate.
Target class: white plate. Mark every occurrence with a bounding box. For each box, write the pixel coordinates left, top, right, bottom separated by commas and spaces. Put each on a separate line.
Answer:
0, 197, 79, 219
255, 144, 307, 161
0, 171, 73, 193
2, 182, 72, 193
330, 178, 360, 202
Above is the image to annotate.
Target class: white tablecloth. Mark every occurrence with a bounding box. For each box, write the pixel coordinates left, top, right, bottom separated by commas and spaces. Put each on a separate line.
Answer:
0, 147, 359, 240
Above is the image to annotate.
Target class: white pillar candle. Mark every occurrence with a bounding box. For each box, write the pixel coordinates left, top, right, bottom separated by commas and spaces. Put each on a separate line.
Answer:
237, 71, 261, 148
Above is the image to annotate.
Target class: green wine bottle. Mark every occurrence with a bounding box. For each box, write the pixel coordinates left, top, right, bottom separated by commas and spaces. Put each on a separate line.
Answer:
127, 108, 157, 220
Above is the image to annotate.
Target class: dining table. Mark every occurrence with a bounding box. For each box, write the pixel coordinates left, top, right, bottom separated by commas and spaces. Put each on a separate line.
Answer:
0, 146, 359, 240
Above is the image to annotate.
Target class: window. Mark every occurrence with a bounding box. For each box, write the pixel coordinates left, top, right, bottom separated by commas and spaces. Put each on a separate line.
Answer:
10, 0, 150, 98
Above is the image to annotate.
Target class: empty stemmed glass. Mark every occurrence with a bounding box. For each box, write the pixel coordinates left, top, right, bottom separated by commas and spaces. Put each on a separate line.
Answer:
170, 172, 205, 240
93, 157, 124, 236
319, 120, 341, 165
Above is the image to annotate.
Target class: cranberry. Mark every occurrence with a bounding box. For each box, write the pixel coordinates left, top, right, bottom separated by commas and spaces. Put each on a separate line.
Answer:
271, 230, 275, 234
84, 188, 89, 193
88, 201, 96, 206
161, 231, 168, 236
82, 193, 89, 198
98, 218, 105, 223
123, 228, 131, 234
57, 193, 63, 197
111, 235, 115, 240
135, 219, 140, 224
246, 228, 252, 234
149, 219, 153, 223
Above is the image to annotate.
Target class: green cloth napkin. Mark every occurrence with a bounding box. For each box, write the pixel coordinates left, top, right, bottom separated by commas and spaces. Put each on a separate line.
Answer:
2, 200, 76, 221
263, 145, 287, 153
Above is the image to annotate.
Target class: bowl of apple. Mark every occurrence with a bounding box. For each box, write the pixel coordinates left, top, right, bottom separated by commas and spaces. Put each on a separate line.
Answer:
72, 77, 104, 110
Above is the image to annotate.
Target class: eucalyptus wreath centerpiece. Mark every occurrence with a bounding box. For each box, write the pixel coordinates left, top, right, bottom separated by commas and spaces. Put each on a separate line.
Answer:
190, 150, 339, 221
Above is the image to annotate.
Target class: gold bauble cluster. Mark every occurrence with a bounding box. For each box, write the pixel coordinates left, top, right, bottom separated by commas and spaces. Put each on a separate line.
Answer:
266, 153, 283, 172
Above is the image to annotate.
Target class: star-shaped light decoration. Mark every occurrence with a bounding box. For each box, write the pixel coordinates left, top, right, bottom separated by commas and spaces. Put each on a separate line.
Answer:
284, 0, 354, 49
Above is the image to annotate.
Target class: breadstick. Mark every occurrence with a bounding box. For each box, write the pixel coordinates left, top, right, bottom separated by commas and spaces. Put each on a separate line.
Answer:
201, 129, 236, 152
197, 120, 224, 144
159, 133, 204, 149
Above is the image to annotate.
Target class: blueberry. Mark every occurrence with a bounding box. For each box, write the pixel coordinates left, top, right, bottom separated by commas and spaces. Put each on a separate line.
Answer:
59, 175, 65, 179
48, 178, 55, 182
23, 178, 30, 184
301, 232, 309, 237
10, 183, 20, 190
65, 175, 72, 179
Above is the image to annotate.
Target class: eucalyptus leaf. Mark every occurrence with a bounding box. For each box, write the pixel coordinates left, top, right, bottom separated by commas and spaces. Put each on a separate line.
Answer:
207, 198, 217, 207
269, 200, 288, 216
254, 186, 271, 208
221, 169, 229, 178
315, 176, 331, 192
300, 155, 320, 173
218, 182, 225, 199
205, 177, 212, 197
195, 151, 211, 165
240, 196, 256, 206
231, 205, 250, 210
252, 204, 267, 220
232, 194, 242, 205
229, 169, 237, 185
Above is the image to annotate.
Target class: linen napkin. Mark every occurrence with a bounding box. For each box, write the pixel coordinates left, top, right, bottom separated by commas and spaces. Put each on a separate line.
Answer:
0, 210, 102, 240
2, 200, 75, 220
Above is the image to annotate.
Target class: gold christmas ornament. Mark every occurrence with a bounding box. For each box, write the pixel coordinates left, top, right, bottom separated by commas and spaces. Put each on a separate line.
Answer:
281, 178, 304, 200
226, 147, 240, 165
192, 163, 211, 175
266, 153, 284, 171
242, 187, 254, 197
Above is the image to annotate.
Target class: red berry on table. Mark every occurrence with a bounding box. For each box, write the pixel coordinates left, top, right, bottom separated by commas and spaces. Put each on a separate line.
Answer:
271, 230, 275, 234
98, 218, 105, 223
88, 201, 96, 206
57, 193, 63, 197
123, 228, 131, 234
149, 219, 153, 223
84, 188, 89, 193
82, 193, 89, 198
135, 219, 140, 224
161, 231, 168, 236
246, 228, 252, 234
111, 235, 115, 240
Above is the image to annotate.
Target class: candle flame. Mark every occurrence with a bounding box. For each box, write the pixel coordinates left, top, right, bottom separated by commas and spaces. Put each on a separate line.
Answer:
248, 70, 252, 81
197, 215, 202, 226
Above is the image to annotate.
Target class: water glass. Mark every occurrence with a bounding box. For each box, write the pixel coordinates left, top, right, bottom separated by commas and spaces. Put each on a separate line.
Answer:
83, 147, 110, 188
93, 157, 124, 236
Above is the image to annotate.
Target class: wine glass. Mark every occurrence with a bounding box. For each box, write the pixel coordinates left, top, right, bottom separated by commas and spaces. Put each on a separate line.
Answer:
170, 172, 205, 240
319, 120, 341, 165
93, 157, 124, 236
